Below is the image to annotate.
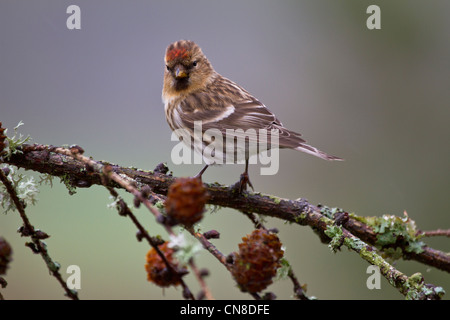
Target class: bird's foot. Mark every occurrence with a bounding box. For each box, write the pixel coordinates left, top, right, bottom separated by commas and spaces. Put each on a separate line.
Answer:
232, 172, 254, 194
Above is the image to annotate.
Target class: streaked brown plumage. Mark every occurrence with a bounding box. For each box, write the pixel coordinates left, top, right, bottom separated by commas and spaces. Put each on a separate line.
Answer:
162, 40, 342, 191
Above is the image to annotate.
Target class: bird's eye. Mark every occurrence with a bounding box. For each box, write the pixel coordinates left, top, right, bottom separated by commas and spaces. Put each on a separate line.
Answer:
166, 65, 170, 71
192, 61, 198, 67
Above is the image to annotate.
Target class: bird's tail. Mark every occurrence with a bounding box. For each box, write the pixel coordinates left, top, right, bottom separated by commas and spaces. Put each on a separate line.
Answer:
294, 143, 343, 161
275, 127, 343, 161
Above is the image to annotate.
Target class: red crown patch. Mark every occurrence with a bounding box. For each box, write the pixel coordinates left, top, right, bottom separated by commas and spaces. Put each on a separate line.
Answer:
166, 47, 189, 61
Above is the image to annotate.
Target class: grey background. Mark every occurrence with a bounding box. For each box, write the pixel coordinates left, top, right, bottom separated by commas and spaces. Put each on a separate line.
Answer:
1, 0, 449, 299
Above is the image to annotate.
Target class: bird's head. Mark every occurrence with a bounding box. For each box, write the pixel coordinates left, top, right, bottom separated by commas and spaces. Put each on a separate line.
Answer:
163, 40, 215, 97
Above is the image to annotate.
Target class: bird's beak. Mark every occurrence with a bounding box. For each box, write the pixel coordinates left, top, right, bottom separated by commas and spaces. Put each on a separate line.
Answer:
175, 67, 188, 79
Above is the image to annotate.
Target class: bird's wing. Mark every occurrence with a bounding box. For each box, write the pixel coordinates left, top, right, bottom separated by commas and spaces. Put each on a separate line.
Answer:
176, 82, 343, 161
178, 94, 306, 147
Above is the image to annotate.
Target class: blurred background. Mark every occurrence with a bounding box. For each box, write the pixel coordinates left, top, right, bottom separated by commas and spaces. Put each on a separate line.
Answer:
1, 0, 449, 300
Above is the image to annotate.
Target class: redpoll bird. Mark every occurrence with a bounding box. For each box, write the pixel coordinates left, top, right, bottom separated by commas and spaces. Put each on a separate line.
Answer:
162, 40, 342, 192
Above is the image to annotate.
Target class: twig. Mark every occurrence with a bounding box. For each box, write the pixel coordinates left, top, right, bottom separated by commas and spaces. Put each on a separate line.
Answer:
52, 147, 172, 234
188, 260, 214, 300
419, 229, 450, 238
105, 186, 194, 299
0, 277, 7, 300
49, 146, 195, 299
287, 267, 310, 300
185, 226, 230, 268
0, 168, 78, 300
243, 211, 266, 229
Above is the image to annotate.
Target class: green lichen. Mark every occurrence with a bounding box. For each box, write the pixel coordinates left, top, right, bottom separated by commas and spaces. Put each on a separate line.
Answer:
293, 211, 307, 224
351, 212, 425, 258
0, 165, 39, 214
275, 258, 291, 280
324, 225, 343, 253
319, 216, 333, 225
169, 232, 202, 266
106, 195, 121, 210
344, 236, 366, 252
382, 247, 404, 261
318, 205, 345, 220
154, 200, 165, 212
2, 121, 31, 159
404, 272, 446, 300
37, 174, 54, 188
60, 174, 77, 195
206, 204, 222, 214
48, 259, 61, 273
267, 195, 281, 205
433, 286, 446, 299
358, 247, 389, 280
376, 214, 424, 254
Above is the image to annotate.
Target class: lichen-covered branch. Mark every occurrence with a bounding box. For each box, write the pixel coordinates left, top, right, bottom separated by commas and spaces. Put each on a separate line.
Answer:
324, 223, 445, 299
0, 167, 78, 300
5, 143, 448, 273
2, 142, 449, 299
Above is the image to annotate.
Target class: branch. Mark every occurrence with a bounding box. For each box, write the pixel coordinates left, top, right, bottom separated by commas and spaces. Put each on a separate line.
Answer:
0, 167, 78, 300
5, 143, 449, 273
419, 229, 450, 238
50, 146, 197, 299
2, 143, 448, 299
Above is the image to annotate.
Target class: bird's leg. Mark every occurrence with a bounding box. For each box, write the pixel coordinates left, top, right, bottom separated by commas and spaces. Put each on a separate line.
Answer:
234, 159, 254, 193
194, 164, 209, 181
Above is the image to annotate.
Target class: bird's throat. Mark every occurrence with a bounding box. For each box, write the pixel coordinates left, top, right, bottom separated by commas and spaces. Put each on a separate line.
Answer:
174, 78, 190, 91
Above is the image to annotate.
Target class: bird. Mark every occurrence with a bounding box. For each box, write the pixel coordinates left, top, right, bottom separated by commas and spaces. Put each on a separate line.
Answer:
162, 40, 343, 192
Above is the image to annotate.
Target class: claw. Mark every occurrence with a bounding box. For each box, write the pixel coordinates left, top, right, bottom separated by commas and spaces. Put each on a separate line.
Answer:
232, 160, 254, 194
238, 171, 254, 193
